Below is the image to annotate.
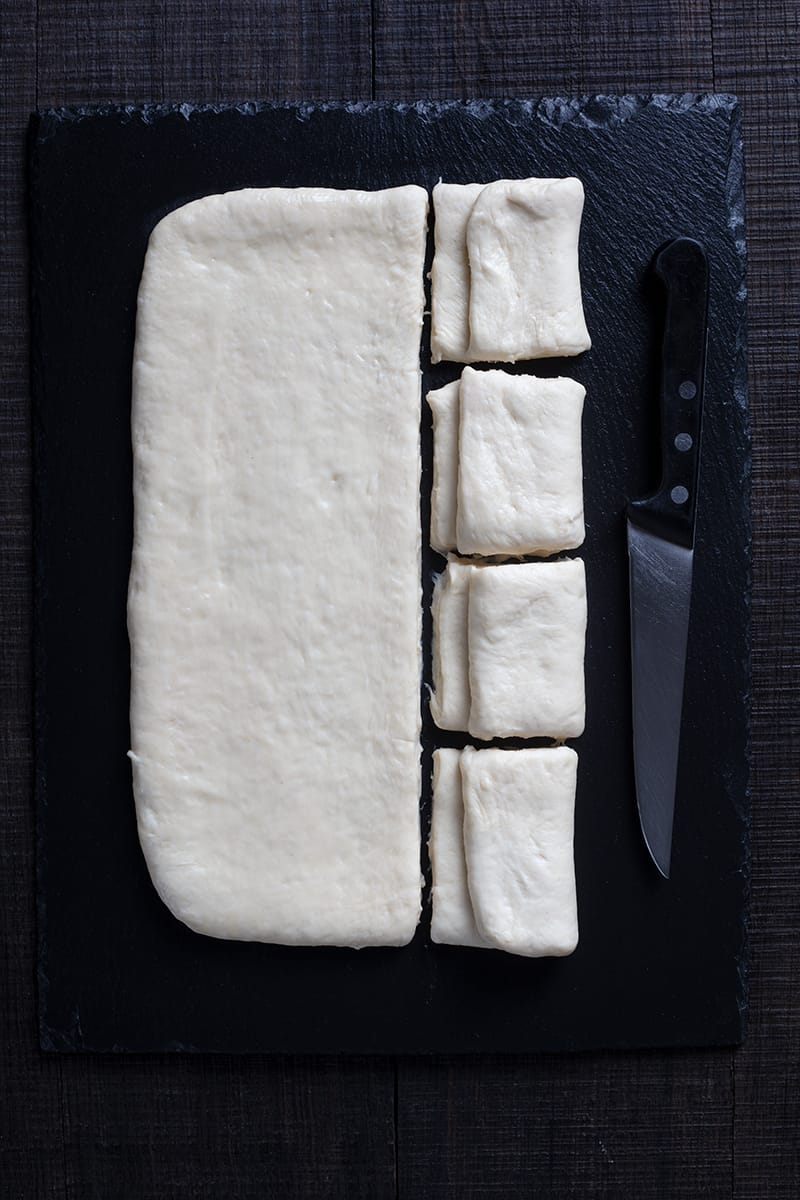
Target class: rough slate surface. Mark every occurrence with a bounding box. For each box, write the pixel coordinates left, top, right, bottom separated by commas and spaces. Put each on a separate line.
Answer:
30, 95, 749, 1055
3, 2, 799, 1196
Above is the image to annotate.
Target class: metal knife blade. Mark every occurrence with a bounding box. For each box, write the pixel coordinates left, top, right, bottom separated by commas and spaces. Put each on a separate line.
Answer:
627, 237, 709, 878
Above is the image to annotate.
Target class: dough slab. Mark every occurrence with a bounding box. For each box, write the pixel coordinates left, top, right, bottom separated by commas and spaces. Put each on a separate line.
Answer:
461, 746, 579, 957
456, 368, 586, 557
468, 560, 587, 741
129, 186, 428, 946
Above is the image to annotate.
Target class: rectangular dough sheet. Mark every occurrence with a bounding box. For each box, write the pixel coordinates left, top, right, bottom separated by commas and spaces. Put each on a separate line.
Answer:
468, 560, 587, 741
456, 367, 585, 557
129, 185, 428, 947
461, 746, 579, 957
429, 749, 489, 948
430, 178, 590, 363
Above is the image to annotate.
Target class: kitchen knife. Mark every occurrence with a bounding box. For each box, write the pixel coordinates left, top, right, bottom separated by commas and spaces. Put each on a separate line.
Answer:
627, 237, 709, 878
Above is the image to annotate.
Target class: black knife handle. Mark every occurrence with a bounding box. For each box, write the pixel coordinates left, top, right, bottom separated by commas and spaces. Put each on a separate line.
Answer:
628, 237, 709, 549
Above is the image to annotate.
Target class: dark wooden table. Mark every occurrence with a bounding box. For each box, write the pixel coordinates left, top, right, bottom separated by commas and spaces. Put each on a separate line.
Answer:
2, 3, 798, 1196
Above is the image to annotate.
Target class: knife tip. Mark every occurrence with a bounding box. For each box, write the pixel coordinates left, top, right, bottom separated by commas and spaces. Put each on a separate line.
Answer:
644, 838, 671, 879
638, 814, 672, 879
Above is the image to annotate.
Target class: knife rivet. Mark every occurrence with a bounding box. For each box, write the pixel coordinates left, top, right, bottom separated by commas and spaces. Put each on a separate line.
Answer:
679, 380, 696, 400
674, 432, 693, 452
671, 485, 689, 505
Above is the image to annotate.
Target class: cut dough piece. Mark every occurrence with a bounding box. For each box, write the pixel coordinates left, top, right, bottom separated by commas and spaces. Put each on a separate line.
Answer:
456, 368, 585, 557
461, 746, 579, 957
467, 177, 590, 361
129, 185, 428, 947
430, 178, 590, 363
468, 560, 587, 740
429, 749, 490, 948
427, 380, 460, 554
430, 561, 472, 731
468, 178, 591, 362
430, 182, 485, 363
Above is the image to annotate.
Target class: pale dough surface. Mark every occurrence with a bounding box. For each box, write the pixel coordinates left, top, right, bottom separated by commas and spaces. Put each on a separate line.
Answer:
429, 749, 489, 948
456, 368, 586, 557
427, 380, 460, 554
468, 560, 587, 740
430, 178, 590, 363
429, 560, 472, 732
461, 746, 579, 957
467, 178, 591, 361
129, 185, 428, 946
429, 182, 485, 363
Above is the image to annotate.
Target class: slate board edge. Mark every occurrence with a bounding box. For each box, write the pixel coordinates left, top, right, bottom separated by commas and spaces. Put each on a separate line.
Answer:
29, 96, 751, 1054
28, 117, 59, 1059
723, 95, 752, 1038
31, 92, 742, 135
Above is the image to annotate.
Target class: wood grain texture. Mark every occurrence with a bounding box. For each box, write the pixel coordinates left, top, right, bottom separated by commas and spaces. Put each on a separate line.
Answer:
0, 5, 69, 1198
36, 0, 372, 107
56, 1056, 396, 1200
162, 0, 372, 102
36, 0, 166, 107
373, 0, 715, 97
710, 3, 800, 1196
397, 1051, 734, 1199
2, 0, 798, 1195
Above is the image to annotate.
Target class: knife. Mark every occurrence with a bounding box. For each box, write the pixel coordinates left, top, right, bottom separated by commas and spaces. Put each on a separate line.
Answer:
627, 237, 709, 878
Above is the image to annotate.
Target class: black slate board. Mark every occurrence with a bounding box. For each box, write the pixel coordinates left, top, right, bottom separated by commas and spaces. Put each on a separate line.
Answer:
30, 97, 749, 1054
